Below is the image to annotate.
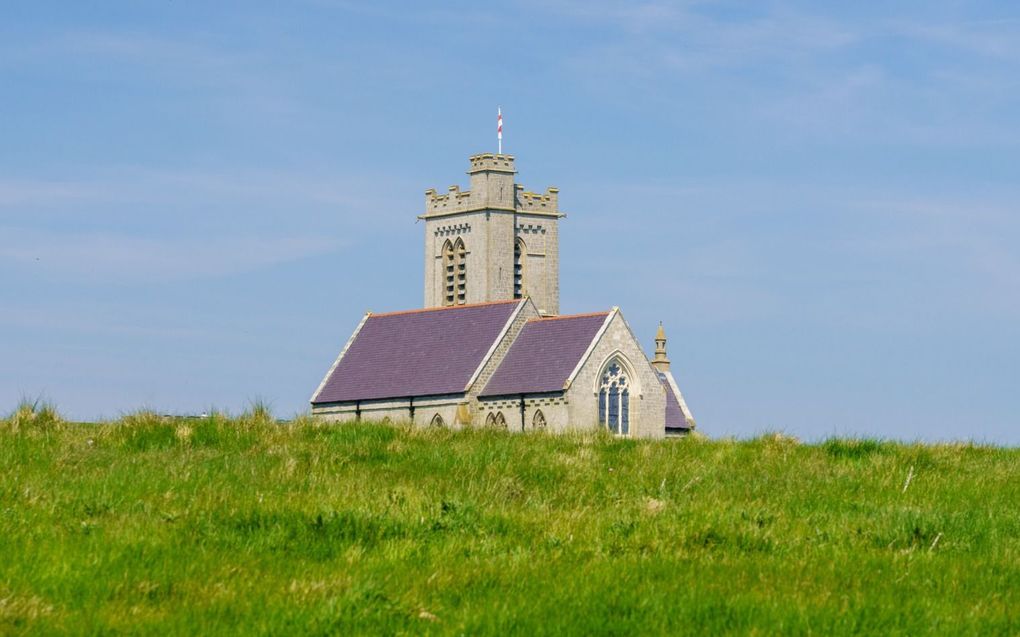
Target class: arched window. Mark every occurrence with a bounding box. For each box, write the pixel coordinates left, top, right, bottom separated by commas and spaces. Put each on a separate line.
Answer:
485, 412, 496, 427
454, 238, 467, 305
442, 240, 455, 306
513, 238, 526, 299
430, 413, 445, 427
598, 358, 630, 435
494, 412, 507, 429
532, 409, 546, 430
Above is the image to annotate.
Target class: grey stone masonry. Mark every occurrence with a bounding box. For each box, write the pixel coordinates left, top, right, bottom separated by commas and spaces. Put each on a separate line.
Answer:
564, 310, 667, 438
421, 153, 564, 315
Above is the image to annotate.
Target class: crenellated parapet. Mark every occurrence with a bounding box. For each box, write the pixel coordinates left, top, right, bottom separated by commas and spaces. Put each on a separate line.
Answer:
421, 153, 563, 219
424, 185, 477, 215
468, 153, 516, 175
515, 185, 559, 214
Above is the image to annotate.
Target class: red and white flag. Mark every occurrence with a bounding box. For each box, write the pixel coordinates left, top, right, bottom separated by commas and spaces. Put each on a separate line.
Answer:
497, 107, 503, 153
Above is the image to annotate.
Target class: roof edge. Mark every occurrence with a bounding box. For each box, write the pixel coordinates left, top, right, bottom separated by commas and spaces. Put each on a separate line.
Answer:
527, 311, 610, 323
479, 389, 564, 399
463, 298, 533, 393
310, 311, 372, 404
562, 308, 618, 391
312, 390, 469, 406
370, 299, 520, 319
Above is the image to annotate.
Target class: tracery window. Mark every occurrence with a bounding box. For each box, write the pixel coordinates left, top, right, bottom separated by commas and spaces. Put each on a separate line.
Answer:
430, 413, 445, 427
532, 409, 546, 430
598, 358, 630, 435
485, 412, 496, 427
513, 238, 526, 299
494, 411, 507, 429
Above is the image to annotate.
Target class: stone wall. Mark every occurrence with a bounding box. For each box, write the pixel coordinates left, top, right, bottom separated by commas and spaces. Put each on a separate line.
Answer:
565, 312, 667, 439
477, 393, 571, 433
421, 153, 562, 313
311, 394, 468, 429
424, 210, 491, 307
516, 213, 559, 316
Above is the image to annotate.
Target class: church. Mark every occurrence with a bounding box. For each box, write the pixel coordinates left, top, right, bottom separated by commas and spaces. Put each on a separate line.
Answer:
310, 152, 695, 438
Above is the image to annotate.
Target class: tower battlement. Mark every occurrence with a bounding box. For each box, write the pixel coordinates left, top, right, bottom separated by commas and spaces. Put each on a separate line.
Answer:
515, 185, 560, 214
468, 153, 516, 174
422, 153, 561, 218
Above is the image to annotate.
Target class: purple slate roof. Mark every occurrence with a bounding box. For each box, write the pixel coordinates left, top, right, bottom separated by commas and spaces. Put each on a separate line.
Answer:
313, 300, 521, 404
659, 372, 690, 431
480, 312, 610, 397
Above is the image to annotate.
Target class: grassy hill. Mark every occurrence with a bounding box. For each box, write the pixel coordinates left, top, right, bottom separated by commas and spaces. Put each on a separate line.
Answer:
2, 405, 1018, 635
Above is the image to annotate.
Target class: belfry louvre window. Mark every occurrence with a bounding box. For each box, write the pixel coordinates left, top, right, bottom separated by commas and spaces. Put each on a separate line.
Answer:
598, 358, 630, 435
513, 238, 525, 299
443, 240, 456, 306
454, 238, 467, 305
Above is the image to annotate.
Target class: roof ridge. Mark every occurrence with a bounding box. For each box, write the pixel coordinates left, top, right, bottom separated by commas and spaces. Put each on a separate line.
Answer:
370, 299, 521, 318
528, 311, 610, 322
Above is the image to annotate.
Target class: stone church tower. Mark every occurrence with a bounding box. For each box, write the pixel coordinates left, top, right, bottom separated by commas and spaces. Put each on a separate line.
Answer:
420, 153, 563, 316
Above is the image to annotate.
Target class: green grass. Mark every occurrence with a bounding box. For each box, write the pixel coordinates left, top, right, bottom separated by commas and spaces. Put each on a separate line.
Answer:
1, 407, 1018, 635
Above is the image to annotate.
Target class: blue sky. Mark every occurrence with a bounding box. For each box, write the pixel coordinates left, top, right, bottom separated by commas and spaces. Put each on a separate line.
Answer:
2, 1, 1018, 442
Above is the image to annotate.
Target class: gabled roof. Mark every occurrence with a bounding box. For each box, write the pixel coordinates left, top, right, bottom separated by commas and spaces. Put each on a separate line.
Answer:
312, 300, 524, 404
480, 312, 611, 397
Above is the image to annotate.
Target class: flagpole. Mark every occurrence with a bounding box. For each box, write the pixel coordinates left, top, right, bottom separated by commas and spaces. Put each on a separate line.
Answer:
497, 106, 502, 154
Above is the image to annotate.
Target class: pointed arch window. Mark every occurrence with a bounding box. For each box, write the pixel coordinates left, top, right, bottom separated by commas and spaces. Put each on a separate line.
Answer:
532, 409, 546, 430
494, 411, 507, 429
442, 240, 456, 306
514, 238, 526, 299
430, 413, 446, 427
454, 238, 467, 305
441, 238, 467, 306
598, 358, 630, 435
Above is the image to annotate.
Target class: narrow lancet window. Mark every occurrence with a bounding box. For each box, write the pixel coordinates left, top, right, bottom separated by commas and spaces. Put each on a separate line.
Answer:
533, 409, 546, 429
514, 238, 525, 299
454, 238, 467, 305
442, 240, 455, 306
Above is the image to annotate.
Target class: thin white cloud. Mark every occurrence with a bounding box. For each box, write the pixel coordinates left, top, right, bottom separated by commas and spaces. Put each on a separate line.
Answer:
544, 1, 859, 69
541, 2, 1020, 148
0, 168, 414, 222
0, 230, 341, 283
892, 19, 1020, 62
851, 197, 1020, 308
0, 306, 210, 341
0, 179, 114, 207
